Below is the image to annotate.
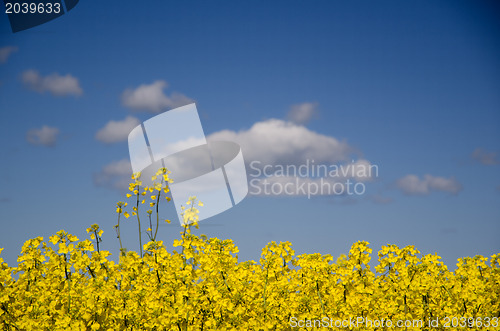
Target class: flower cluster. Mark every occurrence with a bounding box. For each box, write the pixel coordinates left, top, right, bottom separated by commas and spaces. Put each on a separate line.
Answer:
0, 169, 498, 330
1, 231, 499, 329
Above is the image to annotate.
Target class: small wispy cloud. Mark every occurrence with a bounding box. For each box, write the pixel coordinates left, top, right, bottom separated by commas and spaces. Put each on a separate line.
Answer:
26, 125, 60, 147
22, 70, 83, 97
93, 159, 132, 190
396, 174, 462, 195
96, 116, 140, 143
121, 80, 193, 113
0, 46, 18, 64
471, 148, 499, 165
368, 194, 393, 204
439, 227, 458, 235
287, 102, 318, 125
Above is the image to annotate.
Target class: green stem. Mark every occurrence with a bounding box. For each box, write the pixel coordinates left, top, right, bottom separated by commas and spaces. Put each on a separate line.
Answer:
137, 216, 142, 258
64, 253, 71, 314
148, 213, 153, 241
116, 213, 123, 253
94, 230, 100, 253
154, 188, 161, 241
185, 299, 189, 331
263, 268, 268, 315
181, 225, 188, 269
136, 189, 143, 258
316, 279, 325, 315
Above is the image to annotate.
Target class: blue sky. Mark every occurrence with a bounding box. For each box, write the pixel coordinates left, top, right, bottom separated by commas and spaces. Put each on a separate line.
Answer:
0, 0, 499, 269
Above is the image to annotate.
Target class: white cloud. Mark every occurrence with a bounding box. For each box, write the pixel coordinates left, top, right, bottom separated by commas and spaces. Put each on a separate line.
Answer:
207, 118, 377, 197
208, 119, 354, 167
121, 80, 194, 112
93, 159, 132, 190
471, 148, 499, 165
22, 70, 83, 96
26, 125, 60, 147
0, 46, 18, 64
287, 102, 318, 124
96, 118, 376, 196
96, 116, 140, 143
396, 174, 462, 195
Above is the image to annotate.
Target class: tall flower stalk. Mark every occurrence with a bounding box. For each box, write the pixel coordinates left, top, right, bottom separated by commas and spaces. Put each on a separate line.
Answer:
115, 168, 173, 258
114, 201, 127, 256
